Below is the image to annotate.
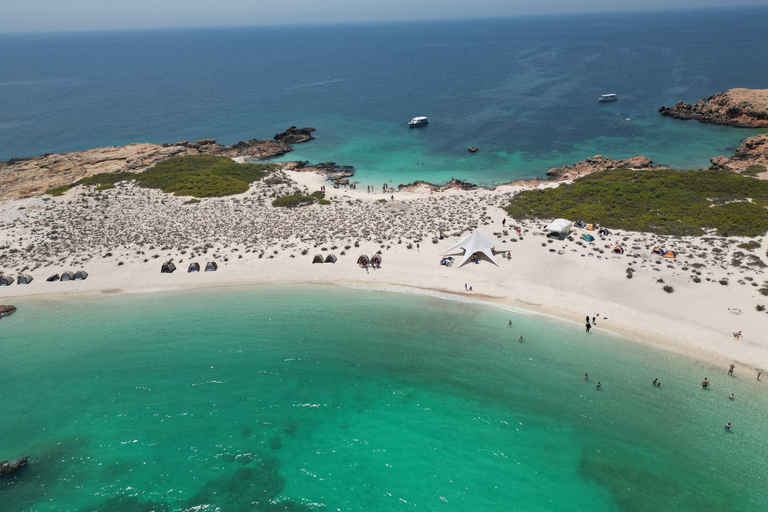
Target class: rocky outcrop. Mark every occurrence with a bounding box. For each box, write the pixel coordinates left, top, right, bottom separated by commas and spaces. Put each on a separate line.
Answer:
0, 132, 302, 200
274, 126, 315, 144
398, 178, 478, 193
544, 155, 656, 181
0, 457, 28, 478
659, 88, 768, 128
282, 161, 354, 182
709, 133, 768, 172
0, 305, 16, 319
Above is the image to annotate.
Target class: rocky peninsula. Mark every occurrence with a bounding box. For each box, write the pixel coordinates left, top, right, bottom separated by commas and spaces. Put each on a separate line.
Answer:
659, 88, 768, 128
0, 128, 314, 200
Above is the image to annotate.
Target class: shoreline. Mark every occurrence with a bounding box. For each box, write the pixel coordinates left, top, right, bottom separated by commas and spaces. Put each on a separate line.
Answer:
3, 249, 765, 375
2, 162, 768, 375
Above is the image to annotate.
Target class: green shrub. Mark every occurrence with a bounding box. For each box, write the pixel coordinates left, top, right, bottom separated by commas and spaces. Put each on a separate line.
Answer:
67, 156, 275, 198
738, 240, 761, 251
663, 285, 674, 293
183, 198, 201, 205
272, 194, 316, 208
504, 168, 768, 237
45, 185, 72, 196
318, 199, 331, 205
757, 304, 766, 312
742, 165, 767, 177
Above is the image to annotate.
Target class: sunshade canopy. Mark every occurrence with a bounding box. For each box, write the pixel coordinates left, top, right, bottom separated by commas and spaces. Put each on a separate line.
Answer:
545, 218, 572, 235
444, 231, 509, 267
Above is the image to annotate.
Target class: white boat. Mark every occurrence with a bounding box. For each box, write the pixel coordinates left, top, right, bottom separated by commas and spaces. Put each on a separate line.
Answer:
408, 116, 429, 126
598, 94, 618, 102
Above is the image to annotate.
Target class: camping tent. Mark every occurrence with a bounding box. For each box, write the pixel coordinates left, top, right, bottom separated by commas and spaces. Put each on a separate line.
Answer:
188, 262, 200, 272
161, 262, 176, 273
74, 270, 88, 280
586, 223, 596, 231
663, 250, 676, 259
357, 255, 370, 267
574, 220, 587, 228
598, 228, 610, 236
325, 254, 337, 263
205, 261, 218, 272
0, 275, 14, 286
46, 274, 60, 282
443, 231, 509, 267
17, 274, 33, 285
312, 254, 324, 264
371, 254, 382, 268
651, 248, 663, 256
60, 271, 75, 281
582, 234, 595, 242
545, 219, 573, 237
612, 246, 624, 254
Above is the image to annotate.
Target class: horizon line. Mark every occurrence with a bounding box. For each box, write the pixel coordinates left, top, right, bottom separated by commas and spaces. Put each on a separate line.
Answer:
1, 3, 765, 36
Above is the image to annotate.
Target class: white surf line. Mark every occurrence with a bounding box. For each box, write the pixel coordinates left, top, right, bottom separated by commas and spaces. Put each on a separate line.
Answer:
284, 78, 347, 90
341, 282, 628, 338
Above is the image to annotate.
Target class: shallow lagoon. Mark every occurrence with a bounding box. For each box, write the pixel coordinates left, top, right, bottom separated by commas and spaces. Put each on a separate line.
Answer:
1, 285, 766, 511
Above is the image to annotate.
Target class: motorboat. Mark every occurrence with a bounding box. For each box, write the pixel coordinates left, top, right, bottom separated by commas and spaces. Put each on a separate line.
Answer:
408, 116, 429, 126
598, 94, 618, 102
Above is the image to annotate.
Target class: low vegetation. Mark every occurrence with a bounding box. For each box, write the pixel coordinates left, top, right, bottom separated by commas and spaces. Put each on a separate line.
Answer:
504, 168, 768, 237
741, 164, 767, 178
272, 191, 325, 208
45, 155, 275, 198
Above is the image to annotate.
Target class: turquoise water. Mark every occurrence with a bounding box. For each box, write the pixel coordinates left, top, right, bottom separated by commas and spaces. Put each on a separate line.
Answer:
1, 285, 767, 511
2, 7, 768, 186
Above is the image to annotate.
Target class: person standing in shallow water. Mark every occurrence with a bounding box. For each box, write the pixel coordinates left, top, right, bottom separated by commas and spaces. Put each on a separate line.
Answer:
596, 382, 601, 389
728, 364, 735, 376
585, 373, 589, 380
702, 378, 709, 388
586, 322, 591, 333
653, 378, 658, 386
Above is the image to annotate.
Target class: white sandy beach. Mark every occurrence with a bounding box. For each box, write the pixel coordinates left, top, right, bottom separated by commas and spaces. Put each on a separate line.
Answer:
1, 169, 767, 373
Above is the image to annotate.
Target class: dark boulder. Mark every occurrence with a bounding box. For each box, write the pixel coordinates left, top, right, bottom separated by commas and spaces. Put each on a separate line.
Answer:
274, 126, 315, 144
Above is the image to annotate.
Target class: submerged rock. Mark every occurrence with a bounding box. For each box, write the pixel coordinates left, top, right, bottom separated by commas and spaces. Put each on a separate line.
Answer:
0, 305, 16, 319
0, 456, 28, 478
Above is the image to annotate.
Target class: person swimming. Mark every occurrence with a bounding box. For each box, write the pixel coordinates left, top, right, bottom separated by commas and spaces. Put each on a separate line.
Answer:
519, 335, 524, 342
596, 382, 601, 389
729, 394, 734, 400
585, 373, 589, 380
725, 422, 732, 431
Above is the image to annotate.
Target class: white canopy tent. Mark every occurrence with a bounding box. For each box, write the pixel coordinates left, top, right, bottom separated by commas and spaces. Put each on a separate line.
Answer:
443, 231, 509, 267
545, 218, 573, 237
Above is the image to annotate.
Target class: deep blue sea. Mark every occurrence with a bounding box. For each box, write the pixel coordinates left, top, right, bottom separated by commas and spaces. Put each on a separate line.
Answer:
1, 7, 767, 186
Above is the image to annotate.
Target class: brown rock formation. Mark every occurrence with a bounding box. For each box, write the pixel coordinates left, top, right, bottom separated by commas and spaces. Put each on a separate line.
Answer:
544, 155, 656, 181
0, 136, 294, 200
709, 133, 768, 172
283, 161, 355, 182
0, 457, 28, 477
397, 178, 478, 193
659, 88, 768, 128
0, 305, 17, 319
274, 126, 315, 144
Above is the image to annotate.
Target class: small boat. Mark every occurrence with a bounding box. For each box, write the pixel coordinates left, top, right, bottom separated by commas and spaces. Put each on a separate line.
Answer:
468, 146, 478, 153
408, 116, 429, 127
598, 94, 618, 102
